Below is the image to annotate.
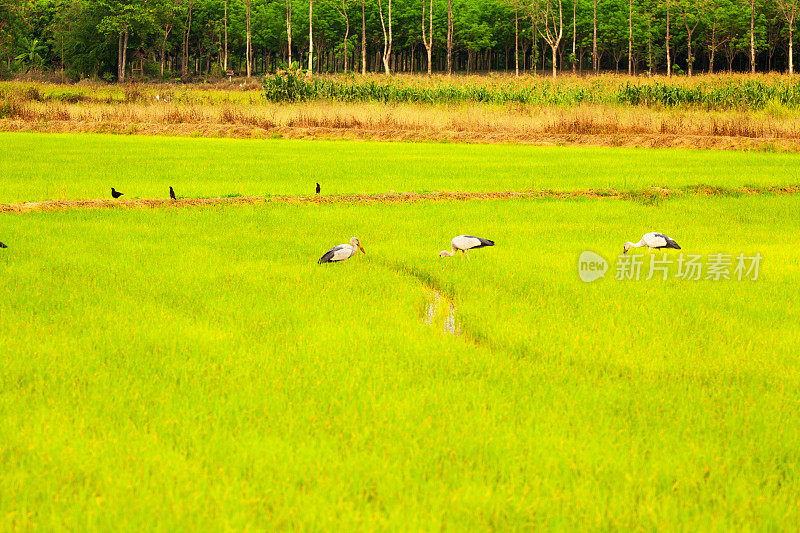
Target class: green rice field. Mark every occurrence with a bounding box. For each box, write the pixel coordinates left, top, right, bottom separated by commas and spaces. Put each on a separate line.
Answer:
2, 132, 800, 530
2, 133, 800, 203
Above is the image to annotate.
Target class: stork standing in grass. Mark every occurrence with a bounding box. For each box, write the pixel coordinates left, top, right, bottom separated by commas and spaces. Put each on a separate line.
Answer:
623, 232, 681, 254
318, 237, 365, 264
440, 235, 495, 258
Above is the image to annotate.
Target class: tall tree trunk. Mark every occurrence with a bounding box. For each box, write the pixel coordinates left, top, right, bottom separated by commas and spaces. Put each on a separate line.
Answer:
287, 0, 293, 66
592, 0, 597, 72
308, 0, 314, 70
422, 0, 433, 74
532, 0, 563, 78
224, 0, 228, 71
750, 0, 755, 73
666, 0, 671, 77
361, 0, 366, 74
681, 4, 706, 77
777, 1, 798, 74
515, 0, 520, 76
628, 0, 633, 75
572, 0, 576, 73
118, 34, 122, 80
246, 0, 252, 77
447, 0, 453, 75
342, 0, 350, 72
122, 30, 128, 81
378, 0, 392, 74
118, 32, 125, 81
647, 14, 652, 75
531, 16, 536, 73
160, 25, 171, 77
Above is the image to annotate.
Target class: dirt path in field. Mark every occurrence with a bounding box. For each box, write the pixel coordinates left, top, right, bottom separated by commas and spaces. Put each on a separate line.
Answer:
2, 186, 799, 214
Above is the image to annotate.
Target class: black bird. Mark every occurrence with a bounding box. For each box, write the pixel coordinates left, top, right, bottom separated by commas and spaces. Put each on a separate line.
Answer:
0, 242, 7, 249
111, 188, 124, 199
169, 186, 176, 200
315, 183, 321, 195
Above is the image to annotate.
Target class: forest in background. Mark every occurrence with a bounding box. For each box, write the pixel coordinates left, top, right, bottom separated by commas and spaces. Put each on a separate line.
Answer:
2, 0, 800, 82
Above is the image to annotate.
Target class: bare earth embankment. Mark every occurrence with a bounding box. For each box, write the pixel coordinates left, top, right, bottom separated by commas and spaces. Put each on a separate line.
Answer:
3, 185, 799, 213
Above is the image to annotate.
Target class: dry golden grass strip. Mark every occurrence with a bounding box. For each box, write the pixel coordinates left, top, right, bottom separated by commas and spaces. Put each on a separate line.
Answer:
6, 80, 800, 151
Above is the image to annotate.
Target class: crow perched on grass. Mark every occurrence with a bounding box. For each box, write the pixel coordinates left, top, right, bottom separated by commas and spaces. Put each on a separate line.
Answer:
111, 188, 123, 199
0, 242, 7, 249
170, 186, 176, 200
316, 183, 321, 195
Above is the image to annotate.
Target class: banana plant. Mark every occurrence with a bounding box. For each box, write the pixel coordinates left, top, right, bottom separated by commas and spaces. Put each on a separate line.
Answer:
14, 37, 48, 71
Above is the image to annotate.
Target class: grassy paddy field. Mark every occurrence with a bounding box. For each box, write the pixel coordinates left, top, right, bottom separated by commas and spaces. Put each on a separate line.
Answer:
2, 133, 800, 203
2, 132, 800, 530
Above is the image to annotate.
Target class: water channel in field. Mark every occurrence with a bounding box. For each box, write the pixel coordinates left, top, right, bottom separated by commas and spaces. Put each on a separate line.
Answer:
423, 289, 462, 337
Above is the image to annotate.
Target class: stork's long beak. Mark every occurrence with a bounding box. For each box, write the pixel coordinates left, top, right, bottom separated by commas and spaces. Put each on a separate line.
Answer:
623, 248, 628, 255
358, 244, 366, 254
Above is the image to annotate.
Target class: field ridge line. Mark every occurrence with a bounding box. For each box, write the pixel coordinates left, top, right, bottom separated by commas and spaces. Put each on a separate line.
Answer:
2, 186, 799, 213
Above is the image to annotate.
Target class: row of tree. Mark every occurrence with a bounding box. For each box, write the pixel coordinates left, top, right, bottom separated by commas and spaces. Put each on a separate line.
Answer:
2, 0, 800, 81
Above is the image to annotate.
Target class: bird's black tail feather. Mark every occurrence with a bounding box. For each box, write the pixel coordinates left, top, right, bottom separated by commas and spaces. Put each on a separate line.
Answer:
667, 241, 681, 249
477, 238, 495, 248
0, 242, 7, 249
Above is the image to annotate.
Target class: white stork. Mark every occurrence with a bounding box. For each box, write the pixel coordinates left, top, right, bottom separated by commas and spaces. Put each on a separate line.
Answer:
440, 235, 495, 258
623, 232, 681, 254
318, 237, 365, 264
